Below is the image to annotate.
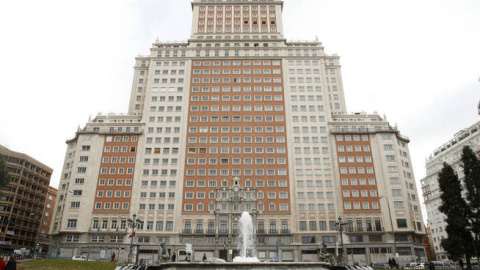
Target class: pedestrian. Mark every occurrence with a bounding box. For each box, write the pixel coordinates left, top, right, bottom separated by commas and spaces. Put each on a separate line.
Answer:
392, 257, 397, 269
185, 254, 189, 262
0, 257, 6, 270
388, 258, 393, 269
203, 253, 207, 262
429, 261, 435, 270
111, 252, 116, 262
171, 252, 176, 262
5, 257, 15, 270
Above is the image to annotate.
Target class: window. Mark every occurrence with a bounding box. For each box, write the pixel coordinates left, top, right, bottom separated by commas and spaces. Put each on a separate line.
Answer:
299, 221, 307, 231
394, 201, 404, 208
66, 235, 79, 242
397, 219, 408, 228
92, 235, 105, 242
75, 178, 84, 184
70, 202, 80, 208
392, 189, 402, 196
67, 219, 77, 228
302, 236, 316, 243
322, 236, 336, 243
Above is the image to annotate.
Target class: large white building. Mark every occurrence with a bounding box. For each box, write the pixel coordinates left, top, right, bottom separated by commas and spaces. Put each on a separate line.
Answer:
51, 0, 425, 264
421, 120, 480, 260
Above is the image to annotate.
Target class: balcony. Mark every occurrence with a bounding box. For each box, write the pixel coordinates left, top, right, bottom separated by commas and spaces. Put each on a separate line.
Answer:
218, 229, 229, 235
180, 228, 292, 235
181, 229, 208, 235
345, 227, 385, 233
257, 229, 292, 235
330, 126, 408, 141
181, 229, 192, 234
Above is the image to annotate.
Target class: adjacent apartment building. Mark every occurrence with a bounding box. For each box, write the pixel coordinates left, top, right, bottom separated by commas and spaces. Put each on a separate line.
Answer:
421, 119, 480, 260
0, 145, 53, 252
37, 186, 58, 254
51, 0, 425, 264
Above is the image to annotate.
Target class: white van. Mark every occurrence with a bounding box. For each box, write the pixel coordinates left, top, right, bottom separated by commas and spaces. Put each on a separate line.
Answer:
432, 261, 454, 269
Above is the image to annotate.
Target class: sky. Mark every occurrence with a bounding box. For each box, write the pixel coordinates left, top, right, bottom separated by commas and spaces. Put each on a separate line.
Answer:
0, 0, 479, 219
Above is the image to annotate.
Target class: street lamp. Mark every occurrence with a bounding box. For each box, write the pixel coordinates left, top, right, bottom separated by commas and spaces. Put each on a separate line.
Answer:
127, 213, 143, 265
30, 213, 42, 260
380, 196, 397, 258
335, 216, 352, 266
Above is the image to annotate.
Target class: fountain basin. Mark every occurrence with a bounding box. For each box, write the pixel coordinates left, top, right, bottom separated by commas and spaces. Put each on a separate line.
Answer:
146, 262, 332, 270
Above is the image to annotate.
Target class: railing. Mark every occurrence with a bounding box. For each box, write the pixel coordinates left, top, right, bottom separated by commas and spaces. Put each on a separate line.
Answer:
182, 229, 222, 234
330, 127, 396, 134
218, 229, 229, 234
431, 122, 480, 158
345, 227, 385, 233
181, 229, 192, 234
79, 127, 144, 135
257, 229, 292, 235
180, 228, 293, 235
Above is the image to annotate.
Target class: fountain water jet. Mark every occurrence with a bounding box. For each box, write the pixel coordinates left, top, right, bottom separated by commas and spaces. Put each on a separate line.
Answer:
150, 211, 331, 269
233, 212, 260, 262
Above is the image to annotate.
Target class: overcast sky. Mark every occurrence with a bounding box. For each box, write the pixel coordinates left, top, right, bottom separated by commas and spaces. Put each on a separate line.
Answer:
1, 0, 479, 218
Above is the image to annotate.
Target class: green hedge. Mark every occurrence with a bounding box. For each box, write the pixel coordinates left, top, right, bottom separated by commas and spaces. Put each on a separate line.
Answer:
18, 259, 117, 270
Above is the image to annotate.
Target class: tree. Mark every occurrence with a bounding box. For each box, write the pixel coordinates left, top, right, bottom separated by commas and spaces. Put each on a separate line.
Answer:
438, 162, 473, 269
0, 154, 11, 189
461, 146, 480, 258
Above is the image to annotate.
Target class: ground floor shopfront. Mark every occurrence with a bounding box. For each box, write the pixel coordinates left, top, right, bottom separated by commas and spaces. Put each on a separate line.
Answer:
49, 241, 427, 265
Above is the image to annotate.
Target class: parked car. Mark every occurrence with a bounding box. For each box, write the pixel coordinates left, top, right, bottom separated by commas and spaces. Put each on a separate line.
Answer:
431, 261, 455, 269
205, 257, 226, 263
405, 263, 425, 269
363, 265, 373, 270
72, 255, 87, 261
371, 262, 390, 269
354, 265, 367, 270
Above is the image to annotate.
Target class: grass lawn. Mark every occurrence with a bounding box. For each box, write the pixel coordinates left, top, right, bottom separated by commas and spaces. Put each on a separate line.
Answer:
17, 259, 117, 270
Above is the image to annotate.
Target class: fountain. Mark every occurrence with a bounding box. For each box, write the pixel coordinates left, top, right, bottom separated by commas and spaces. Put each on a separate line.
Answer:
233, 212, 259, 262
147, 211, 332, 270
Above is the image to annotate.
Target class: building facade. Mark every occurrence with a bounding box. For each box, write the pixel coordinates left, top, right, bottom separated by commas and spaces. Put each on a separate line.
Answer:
330, 114, 425, 264
37, 186, 58, 255
421, 121, 480, 260
0, 145, 53, 251
51, 0, 425, 264
423, 227, 436, 262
